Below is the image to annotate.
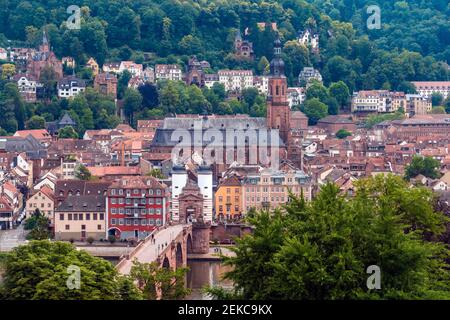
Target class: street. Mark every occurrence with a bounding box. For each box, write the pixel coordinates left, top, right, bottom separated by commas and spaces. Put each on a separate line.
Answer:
0, 224, 28, 252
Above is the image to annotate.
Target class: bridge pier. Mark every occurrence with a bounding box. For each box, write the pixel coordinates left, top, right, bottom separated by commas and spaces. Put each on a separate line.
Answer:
190, 222, 210, 254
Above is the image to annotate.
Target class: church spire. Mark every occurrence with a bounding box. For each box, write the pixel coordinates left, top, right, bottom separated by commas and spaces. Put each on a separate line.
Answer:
269, 37, 285, 77
43, 29, 48, 45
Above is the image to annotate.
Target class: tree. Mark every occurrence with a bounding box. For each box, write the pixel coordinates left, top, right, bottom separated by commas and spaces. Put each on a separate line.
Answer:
1, 64, 15, 79
129, 260, 191, 300
431, 92, 444, 107
123, 88, 143, 125
257, 56, 270, 75
25, 209, 51, 240
138, 83, 159, 108
329, 81, 350, 109
302, 98, 328, 125
336, 129, 352, 139
146, 169, 165, 179
26, 115, 46, 129
208, 175, 450, 300
444, 97, 450, 114
118, 70, 132, 99
431, 106, 446, 114
75, 164, 92, 181
39, 66, 58, 100
0, 241, 120, 299
405, 155, 441, 180
58, 126, 78, 139
306, 81, 329, 102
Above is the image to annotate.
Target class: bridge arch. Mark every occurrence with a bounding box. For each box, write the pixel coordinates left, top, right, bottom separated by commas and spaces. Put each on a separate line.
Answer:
108, 227, 121, 239
186, 233, 193, 254
162, 256, 171, 269
175, 242, 183, 268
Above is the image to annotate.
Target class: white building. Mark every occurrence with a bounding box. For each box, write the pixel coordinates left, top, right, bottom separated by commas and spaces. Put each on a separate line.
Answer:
0, 48, 7, 60
142, 67, 155, 83
102, 62, 121, 74
253, 76, 269, 95
411, 81, 450, 99
204, 74, 219, 89
298, 67, 322, 86
170, 164, 213, 223
218, 70, 254, 92
13, 74, 40, 102
170, 165, 188, 222
297, 29, 319, 51
351, 90, 406, 114
119, 61, 143, 77
287, 87, 306, 108
155, 64, 183, 81
197, 165, 213, 223
57, 76, 86, 98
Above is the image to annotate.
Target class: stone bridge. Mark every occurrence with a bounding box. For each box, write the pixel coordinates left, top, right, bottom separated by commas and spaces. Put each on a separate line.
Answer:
116, 222, 210, 275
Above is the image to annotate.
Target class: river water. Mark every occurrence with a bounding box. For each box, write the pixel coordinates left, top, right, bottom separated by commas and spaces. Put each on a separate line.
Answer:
186, 260, 234, 300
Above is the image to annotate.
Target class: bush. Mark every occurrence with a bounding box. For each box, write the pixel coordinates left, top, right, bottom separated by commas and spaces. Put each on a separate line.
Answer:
69, 238, 74, 243
87, 237, 95, 244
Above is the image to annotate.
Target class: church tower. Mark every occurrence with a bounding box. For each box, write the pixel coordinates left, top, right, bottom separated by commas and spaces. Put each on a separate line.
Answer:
40, 30, 50, 53
267, 38, 290, 144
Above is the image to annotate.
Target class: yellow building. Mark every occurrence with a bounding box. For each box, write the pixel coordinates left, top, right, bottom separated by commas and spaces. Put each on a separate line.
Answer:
86, 57, 99, 76
214, 175, 243, 221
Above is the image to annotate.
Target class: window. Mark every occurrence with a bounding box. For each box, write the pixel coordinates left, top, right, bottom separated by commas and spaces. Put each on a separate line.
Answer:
81, 225, 86, 230
68, 214, 72, 220
111, 198, 116, 204
111, 208, 116, 214
60, 214, 64, 220
126, 219, 131, 226
134, 219, 139, 226
93, 213, 98, 220
149, 218, 154, 225
111, 189, 116, 195
74, 214, 78, 221
65, 225, 70, 230
86, 213, 90, 220
141, 220, 147, 226
78, 214, 83, 220
98, 225, 102, 230
99, 213, 104, 220
156, 198, 161, 205
119, 218, 124, 225
156, 219, 161, 226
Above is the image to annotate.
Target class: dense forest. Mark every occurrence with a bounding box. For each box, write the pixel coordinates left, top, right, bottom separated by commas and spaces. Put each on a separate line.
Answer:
0, 0, 448, 90
0, 0, 449, 134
